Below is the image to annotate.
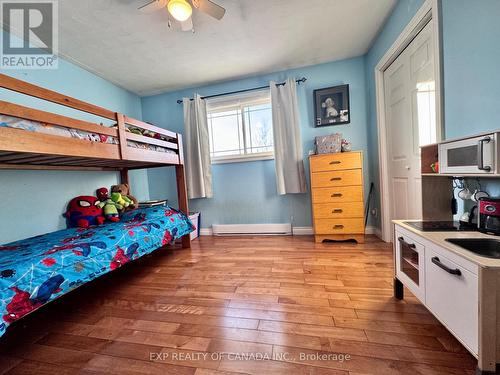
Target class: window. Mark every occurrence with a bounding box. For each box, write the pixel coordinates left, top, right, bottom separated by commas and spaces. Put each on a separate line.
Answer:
416, 80, 437, 148
206, 90, 274, 164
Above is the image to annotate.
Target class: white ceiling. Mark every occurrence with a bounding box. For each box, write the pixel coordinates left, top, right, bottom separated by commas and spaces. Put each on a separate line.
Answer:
59, 0, 397, 96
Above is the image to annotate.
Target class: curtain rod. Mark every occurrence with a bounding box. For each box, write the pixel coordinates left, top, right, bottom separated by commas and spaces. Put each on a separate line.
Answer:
176, 77, 307, 104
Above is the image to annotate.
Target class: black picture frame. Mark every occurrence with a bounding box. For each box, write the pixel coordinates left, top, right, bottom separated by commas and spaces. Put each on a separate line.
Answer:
313, 84, 350, 127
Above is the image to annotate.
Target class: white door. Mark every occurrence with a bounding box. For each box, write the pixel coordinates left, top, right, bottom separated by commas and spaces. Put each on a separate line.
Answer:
384, 20, 437, 227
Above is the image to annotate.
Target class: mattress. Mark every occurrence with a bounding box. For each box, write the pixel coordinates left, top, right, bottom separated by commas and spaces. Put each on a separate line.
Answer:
0, 206, 193, 338
0, 114, 175, 154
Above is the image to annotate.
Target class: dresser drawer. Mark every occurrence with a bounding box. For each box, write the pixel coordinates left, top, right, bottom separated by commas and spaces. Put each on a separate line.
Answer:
310, 152, 362, 172
313, 202, 364, 219
311, 186, 363, 203
311, 169, 362, 188
314, 218, 364, 234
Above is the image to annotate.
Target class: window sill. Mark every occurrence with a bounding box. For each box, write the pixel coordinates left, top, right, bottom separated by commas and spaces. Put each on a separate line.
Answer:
211, 152, 274, 165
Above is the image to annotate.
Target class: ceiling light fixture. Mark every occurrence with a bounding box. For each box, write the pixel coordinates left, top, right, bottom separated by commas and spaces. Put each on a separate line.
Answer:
167, 0, 192, 22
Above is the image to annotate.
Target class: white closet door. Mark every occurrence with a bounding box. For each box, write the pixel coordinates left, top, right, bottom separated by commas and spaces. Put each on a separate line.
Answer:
384, 20, 436, 225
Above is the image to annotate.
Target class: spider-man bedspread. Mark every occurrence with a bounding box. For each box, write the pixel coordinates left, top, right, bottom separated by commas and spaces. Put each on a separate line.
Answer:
0, 206, 193, 338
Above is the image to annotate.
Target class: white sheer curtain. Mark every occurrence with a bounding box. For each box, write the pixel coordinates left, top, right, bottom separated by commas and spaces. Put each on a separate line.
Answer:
183, 94, 213, 199
270, 78, 307, 195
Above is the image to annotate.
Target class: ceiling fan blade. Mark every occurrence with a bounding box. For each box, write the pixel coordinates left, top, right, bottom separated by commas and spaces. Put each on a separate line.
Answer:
138, 0, 167, 13
180, 17, 194, 31
192, 0, 225, 20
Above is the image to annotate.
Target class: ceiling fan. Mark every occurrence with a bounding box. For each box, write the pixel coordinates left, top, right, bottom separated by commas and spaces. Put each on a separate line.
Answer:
139, 0, 225, 32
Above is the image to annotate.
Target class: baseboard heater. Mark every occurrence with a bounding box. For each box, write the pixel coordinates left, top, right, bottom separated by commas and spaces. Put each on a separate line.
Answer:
211, 223, 292, 236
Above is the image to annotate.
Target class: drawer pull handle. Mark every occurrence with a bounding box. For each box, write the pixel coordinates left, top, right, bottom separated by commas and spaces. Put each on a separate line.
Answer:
331, 193, 343, 197
330, 177, 342, 181
333, 224, 344, 229
397, 236, 416, 249
332, 209, 343, 213
431, 256, 462, 276
329, 161, 341, 165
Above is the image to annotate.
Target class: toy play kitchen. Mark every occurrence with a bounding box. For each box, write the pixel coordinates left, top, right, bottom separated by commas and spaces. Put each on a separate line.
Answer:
393, 130, 500, 374
438, 132, 500, 175
478, 197, 500, 235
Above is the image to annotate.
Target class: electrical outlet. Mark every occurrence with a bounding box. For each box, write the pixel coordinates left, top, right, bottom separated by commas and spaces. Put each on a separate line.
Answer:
371, 208, 378, 218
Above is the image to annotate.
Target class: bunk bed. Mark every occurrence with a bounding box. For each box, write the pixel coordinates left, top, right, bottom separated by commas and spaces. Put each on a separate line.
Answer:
0, 73, 192, 338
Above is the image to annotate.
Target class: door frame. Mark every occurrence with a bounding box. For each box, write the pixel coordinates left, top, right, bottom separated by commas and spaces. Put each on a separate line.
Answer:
375, 0, 443, 242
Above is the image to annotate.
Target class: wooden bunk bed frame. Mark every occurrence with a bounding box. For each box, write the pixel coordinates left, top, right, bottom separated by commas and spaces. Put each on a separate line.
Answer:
0, 73, 190, 248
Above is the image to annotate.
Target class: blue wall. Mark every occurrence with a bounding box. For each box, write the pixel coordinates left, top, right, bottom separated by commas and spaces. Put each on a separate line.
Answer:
143, 0, 500, 232
440, 0, 500, 209
364, 0, 500, 228
142, 57, 369, 229
4, 0, 499, 241
441, 0, 500, 139
364, 0, 425, 229
0, 32, 148, 243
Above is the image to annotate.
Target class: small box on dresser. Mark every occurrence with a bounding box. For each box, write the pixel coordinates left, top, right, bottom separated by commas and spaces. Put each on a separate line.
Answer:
310, 151, 365, 243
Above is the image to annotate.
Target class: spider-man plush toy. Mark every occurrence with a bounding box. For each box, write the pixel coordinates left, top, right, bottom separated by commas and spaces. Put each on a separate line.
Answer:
65, 196, 105, 228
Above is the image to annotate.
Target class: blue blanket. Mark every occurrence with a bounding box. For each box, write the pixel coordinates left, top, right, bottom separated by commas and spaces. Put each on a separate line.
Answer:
0, 206, 193, 338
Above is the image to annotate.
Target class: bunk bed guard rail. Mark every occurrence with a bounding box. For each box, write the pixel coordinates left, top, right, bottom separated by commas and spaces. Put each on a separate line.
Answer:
0, 73, 183, 169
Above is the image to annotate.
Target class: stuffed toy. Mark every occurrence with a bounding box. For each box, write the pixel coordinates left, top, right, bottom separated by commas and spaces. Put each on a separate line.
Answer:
111, 192, 130, 212
128, 126, 143, 136
111, 184, 138, 210
96, 187, 109, 201
65, 196, 105, 228
98, 199, 122, 222
96, 188, 122, 222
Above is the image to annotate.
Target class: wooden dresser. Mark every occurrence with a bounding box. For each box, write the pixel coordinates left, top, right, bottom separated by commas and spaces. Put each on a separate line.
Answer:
310, 151, 365, 243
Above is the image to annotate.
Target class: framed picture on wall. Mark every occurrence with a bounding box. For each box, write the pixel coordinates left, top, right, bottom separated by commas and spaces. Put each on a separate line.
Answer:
314, 84, 350, 126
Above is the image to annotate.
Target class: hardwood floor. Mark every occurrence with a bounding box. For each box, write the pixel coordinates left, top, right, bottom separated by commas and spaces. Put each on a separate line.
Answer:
0, 235, 478, 374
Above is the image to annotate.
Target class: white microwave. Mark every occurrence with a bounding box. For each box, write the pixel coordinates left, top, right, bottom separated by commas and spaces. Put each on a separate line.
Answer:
439, 133, 499, 174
